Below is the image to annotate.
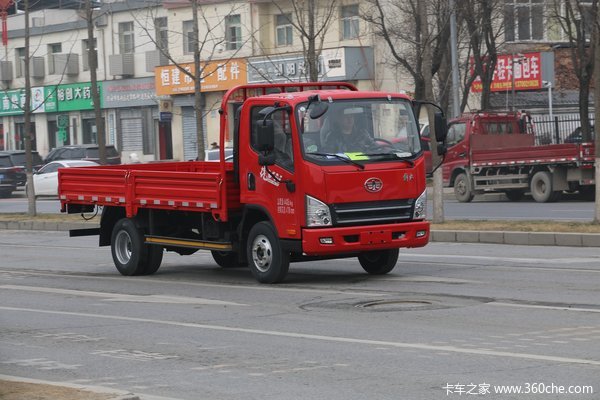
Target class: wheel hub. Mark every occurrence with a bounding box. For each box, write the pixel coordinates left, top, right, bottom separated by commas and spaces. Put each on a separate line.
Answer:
251, 234, 272, 272
115, 230, 132, 265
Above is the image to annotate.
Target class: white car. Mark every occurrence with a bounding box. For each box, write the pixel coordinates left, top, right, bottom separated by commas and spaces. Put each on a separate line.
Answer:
31, 160, 99, 196
205, 148, 233, 162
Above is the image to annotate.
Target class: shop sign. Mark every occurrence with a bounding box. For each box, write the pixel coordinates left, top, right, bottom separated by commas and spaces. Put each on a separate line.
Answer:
52, 82, 102, 111
247, 54, 324, 83
471, 52, 542, 92
103, 78, 155, 108
0, 87, 54, 116
155, 59, 247, 96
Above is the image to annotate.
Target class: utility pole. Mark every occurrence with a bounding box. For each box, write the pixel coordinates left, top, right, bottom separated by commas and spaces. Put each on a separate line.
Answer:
86, 0, 106, 164
23, 0, 36, 216
449, 0, 460, 119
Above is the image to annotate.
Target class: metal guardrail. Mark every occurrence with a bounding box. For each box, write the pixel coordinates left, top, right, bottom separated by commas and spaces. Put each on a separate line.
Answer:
531, 113, 595, 145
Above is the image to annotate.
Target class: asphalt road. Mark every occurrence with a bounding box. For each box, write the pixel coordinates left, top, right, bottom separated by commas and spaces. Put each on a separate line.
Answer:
0, 188, 595, 221
0, 230, 598, 399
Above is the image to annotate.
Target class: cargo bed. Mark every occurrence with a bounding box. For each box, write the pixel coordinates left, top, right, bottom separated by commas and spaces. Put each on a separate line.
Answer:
59, 161, 240, 220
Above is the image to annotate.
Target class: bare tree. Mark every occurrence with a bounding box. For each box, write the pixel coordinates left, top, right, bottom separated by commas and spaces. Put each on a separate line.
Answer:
270, 0, 337, 81
551, 0, 599, 142
128, 0, 248, 160
23, 0, 36, 216
458, 0, 503, 110
363, 0, 451, 102
594, 6, 600, 223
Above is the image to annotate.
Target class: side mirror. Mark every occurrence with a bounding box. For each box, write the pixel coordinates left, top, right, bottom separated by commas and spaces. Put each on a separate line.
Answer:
434, 112, 448, 142
309, 102, 329, 119
256, 119, 275, 152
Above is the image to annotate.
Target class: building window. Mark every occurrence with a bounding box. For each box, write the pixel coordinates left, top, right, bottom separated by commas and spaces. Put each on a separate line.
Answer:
82, 38, 97, 71
155, 17, 169, 53
341, 4, 359, 40
504, 0, 545, 42
276, 14, 293, 46
182, 20, 196, 54
15, 47, 25, 78
225, 14, 242, 50
47, 43, 62, 74
119, 21, 135, 54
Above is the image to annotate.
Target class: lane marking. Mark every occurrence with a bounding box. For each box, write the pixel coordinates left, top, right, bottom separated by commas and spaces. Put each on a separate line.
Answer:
0, 271, 383, 297
0, 285, 248, 306
491, 302, 600, 313
402, 253, 600, 265
1, 306, 599, 367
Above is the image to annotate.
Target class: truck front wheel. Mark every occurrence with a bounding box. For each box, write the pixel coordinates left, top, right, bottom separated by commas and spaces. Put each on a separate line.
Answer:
358, 249, 399, 275
111, 218, 163, 276
247, 222, 290, 283
454, 173, 474, 203
530, 171, 560, 203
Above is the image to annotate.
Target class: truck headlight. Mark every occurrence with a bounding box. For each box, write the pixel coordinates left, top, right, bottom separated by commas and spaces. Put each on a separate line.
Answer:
306, 195, 332, 227
413, 189, 426, 220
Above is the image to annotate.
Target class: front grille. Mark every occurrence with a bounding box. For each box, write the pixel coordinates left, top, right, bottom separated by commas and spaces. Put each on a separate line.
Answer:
331, 199, 414, 226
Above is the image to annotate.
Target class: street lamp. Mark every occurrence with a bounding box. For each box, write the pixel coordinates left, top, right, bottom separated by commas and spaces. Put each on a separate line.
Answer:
510, 53, 526, 111
542, 80, 553, 122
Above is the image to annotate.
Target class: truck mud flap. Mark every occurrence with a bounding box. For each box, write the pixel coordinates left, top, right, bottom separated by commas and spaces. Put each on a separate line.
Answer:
69, 228, 101, 237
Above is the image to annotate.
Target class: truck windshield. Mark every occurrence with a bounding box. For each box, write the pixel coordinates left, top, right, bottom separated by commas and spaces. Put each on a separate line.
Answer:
297, 99, 421, 165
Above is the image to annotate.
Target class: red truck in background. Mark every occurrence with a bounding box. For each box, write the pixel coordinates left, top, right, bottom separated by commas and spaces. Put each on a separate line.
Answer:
59, 82, 447, 283
438, 112, 595, 202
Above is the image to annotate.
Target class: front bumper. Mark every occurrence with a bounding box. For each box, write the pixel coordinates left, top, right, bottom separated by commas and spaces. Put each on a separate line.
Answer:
302, 221, 430, 256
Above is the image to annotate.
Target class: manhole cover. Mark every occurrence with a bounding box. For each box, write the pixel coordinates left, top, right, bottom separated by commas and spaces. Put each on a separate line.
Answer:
356, 299, 434, 311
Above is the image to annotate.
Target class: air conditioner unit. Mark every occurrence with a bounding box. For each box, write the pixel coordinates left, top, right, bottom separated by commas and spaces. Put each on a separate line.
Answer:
109, 53, 135, 76
0, 61, 13, 81
53, 53, 79, 76
145, 50, 169, 72
94, 13, 108, 27
32, 17, 45, 27
30, 57, 45, 78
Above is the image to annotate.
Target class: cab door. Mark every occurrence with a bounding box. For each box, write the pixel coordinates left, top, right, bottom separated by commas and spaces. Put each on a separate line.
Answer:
442, 122, 468, 184
239, 102, 301, 240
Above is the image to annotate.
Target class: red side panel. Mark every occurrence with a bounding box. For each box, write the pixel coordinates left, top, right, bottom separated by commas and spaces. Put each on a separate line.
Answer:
59, 161, 240, 220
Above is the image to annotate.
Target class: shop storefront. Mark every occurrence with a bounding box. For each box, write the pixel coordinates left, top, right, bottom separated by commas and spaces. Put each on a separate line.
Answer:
103, 77, 162, 162
154, 59, 247, 161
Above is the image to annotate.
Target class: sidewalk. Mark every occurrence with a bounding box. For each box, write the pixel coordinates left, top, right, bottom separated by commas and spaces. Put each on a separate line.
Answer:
1, 218, 599, 247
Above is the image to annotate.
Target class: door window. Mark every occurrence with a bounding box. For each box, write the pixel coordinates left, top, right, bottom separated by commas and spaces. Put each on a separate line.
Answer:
251, 107, 294, 172
446, 123, 466, 147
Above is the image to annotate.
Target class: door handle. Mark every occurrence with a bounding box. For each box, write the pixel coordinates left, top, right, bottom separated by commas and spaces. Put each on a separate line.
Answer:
458, 152, 466, 158
247, 172, 255, 191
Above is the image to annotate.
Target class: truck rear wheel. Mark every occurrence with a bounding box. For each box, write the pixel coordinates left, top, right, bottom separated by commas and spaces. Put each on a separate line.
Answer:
530, 171, 560, 203
211, 251, 246, 268
247, 222, 289, 283
111, 218, 163, 276
358, 249, 399, 275
454, 173, 474, 203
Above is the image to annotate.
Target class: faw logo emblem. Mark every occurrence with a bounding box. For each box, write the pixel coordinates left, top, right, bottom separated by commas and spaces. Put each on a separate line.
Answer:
364, 177, 383, 193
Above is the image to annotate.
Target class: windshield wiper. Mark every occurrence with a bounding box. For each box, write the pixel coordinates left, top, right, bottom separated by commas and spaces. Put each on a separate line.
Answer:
307, 152, 365, 170
365, 152, 415, 166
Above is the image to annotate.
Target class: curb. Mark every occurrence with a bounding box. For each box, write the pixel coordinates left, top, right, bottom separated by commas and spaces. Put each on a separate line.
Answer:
1, 220, 598, 247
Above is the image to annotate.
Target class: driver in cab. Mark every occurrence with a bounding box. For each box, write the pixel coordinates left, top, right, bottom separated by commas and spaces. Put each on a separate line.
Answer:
321, 107, 376, 153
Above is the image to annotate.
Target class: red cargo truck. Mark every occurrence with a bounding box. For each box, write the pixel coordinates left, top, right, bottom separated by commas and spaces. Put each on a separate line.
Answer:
441, 112, 595, 202
59, 83, 446, 283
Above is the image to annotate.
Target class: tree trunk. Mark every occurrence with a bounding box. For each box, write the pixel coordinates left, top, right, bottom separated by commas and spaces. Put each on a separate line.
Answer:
579, 82, 592, 142
87, 0, 106, 165
24, 0, 36, 216
307, 0, 318, 82
594, 7, 600, 223
418, 0, 444, 223
192, 0, 206, 160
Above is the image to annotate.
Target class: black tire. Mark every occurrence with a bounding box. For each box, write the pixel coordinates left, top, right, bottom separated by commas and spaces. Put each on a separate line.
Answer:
110, 218, 163, 276
246, 221, 289, 283
454, 172, 474, 203
530, 171, 560, 203
211, 251, 245, 268
579, 186, 595, 201
505, 190, 525, 202
358, 249, 399, 275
